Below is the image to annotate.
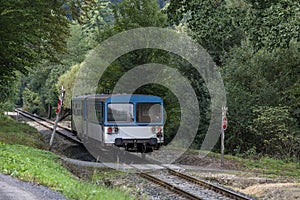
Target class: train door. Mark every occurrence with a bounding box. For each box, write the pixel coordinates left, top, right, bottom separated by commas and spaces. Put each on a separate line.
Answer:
71, 99, 84, 137
82, 97, 88, 139
85, 98, 104, 142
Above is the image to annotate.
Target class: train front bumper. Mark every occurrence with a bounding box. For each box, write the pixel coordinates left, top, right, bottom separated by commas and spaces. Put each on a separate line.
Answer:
114, 138, 158, 146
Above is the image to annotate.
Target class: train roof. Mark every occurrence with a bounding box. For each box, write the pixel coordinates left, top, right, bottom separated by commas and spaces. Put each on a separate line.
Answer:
72, 94, 163, 103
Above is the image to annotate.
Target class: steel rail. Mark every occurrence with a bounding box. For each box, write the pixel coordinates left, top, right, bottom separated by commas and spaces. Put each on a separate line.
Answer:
167, 168, 253, 200
15, 108, 71, 130
15, 108, 81, 143
140, 172, 202, 200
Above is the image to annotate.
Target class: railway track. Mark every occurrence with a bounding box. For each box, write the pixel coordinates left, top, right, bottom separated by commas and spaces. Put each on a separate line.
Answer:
14, 108, 254, 200
140, 169, 254, 200
15, 108, 81, 143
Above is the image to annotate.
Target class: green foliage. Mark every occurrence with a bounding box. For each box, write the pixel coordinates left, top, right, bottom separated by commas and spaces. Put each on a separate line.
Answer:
22, 88, 42, 114
250, 106, 300, 159
167, 0, 248, 64
63, 0, 168, 96
67, 24, 97, 64
79, 0, 114, 43
0, 75, 19, 118
0, 78, 17, 103
0, 0, 70, 84
0, 1, 97, 117
222, 41, 300, 158
167, 0, 299, 63
167, 0, 299, 156
18, 24, 96, 117
243, 0, 300, 51
113, 0, 167, 31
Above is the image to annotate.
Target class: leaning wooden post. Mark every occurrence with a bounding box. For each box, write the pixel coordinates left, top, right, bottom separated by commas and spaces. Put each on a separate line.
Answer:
49, 86, 65, 149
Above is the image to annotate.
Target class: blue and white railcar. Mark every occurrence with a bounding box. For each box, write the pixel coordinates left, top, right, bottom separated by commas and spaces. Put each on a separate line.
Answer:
71, 94, 164, 151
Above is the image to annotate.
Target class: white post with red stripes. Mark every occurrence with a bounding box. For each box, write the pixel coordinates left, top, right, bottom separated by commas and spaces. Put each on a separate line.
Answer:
49, 86, 65, 148
221, 106, 228, 167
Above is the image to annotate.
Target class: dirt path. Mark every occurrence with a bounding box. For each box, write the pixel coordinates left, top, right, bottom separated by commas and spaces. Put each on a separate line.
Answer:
239, 182, 300, 200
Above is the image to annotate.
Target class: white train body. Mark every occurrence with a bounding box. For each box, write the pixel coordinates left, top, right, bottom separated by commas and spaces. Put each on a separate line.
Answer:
71, 94, 164, 151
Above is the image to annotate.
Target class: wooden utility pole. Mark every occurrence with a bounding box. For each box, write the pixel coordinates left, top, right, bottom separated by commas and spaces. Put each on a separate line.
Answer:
49, 86, 65, 149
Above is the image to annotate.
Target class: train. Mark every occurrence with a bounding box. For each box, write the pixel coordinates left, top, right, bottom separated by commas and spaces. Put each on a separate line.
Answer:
71, 94, 164, 152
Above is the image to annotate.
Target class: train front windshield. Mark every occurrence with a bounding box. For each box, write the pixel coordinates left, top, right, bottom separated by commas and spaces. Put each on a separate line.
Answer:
108, 103, 134, 122
107, 103, 163, 124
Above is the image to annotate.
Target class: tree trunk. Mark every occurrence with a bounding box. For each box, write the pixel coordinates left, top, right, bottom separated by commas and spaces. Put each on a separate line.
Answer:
47, 103, 52, 119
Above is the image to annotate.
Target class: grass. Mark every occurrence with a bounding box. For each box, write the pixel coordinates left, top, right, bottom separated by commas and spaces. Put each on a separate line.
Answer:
188, 148, 300, 179
244, 157, 300, 178
0, 117, 45, 148
0, 117, 133, 200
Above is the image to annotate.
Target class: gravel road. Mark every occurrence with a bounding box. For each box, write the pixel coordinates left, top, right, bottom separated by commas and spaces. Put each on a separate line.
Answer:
0, 173, 67, 200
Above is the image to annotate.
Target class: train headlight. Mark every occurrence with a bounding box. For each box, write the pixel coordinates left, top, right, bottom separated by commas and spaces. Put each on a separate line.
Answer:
114, 127, 119, 133
151, 127, 156, 133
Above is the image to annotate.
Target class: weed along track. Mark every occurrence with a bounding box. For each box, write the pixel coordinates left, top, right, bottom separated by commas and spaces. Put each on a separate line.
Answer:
140, 169, 254, 200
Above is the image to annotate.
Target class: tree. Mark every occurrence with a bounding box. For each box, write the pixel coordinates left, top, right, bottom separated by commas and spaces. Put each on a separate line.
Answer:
167, 0, 300, 158
250, 106, 300, 159
221, 40, 300, 156
0, 0, 98, 111
112, 0, 167, 30
57, 64, 81, 108
242, 0, 300, 51
0, 0, 72, 115
167, 0, 248, 64
18, 24, 96, 117
167, 0, 299, 64
0, 0, 70, 80
79, 0, 114, 43
22, 88, 41, 114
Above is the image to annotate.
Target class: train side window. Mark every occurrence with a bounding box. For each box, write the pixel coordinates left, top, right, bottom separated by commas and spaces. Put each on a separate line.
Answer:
87, 101, 103, 123
72, 100, 83, 117
73, 102, 78, 116
95, 103, 103, 123
76, 103, 81, 116
77, 108, 82, 116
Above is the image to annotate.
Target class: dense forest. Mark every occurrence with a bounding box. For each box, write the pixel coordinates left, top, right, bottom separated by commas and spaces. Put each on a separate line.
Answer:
0, 0, 299, 160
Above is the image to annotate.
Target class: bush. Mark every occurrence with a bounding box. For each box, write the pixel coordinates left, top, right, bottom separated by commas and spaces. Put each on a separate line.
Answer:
22, 87, 42, 114
249, 106, 300, 159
